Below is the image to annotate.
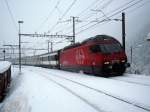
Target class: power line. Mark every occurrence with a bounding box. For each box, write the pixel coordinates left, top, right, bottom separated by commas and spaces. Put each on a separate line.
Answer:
91, 9, 110, 20
76, 0, 144, 35
48, 0, 101, 35
50, 0, 108, 36
47, 0, 77, 33
59, 0, 109, 35
77, 0, 103, 17
79, 0, 113, 21
126, 0, 150, 15
4, 0, 17, 32
74, 0, 139, 34
36, 0, 62, 32
64, 0, 115, 35
75, 0, 137, 32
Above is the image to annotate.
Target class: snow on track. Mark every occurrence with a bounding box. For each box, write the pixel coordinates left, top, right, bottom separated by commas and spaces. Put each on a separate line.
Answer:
32, 67, 150, 111
1, 66, 150, 112
110, 74, 150, 87
26, 66, 150, 112
39, 72, 103, 112
0, 66, 99, 112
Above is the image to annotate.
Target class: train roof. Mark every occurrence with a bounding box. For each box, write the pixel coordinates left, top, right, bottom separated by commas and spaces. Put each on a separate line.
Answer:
81, 35, 116, 44
62, 35, 118, 51
62, 42, 81, 51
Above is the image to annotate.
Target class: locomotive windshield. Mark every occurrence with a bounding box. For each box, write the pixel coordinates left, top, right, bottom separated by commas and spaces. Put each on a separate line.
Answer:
100, 43, 122, 53
90, 43, 122, 53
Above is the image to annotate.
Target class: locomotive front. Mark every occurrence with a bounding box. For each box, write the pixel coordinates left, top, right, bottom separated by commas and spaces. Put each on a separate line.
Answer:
60, 35, 130, 76
89, 35, 130, 76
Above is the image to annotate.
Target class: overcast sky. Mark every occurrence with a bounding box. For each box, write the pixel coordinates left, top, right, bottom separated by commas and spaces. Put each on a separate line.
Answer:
0, 0, 150, 56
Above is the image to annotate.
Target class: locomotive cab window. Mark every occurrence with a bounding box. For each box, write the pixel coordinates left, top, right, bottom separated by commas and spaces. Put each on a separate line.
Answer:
90, 43, 122, 54
100, 43, 122, 53
90, 45, 101, 53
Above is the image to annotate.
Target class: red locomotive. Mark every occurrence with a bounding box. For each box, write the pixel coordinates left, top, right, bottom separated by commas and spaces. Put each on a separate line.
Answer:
14, 35, 130, 76
60, 35, 130, 76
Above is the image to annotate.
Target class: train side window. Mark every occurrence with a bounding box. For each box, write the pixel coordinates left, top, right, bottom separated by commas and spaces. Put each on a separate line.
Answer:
90, 45, 100, 53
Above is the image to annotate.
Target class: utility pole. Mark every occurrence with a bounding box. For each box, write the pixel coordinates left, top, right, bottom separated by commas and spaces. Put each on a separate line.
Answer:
122, 12, 125, 51
18, 20, 24, 73
90, 10, 126, 50
130, 46, 132, 64
72, 17, 75, 44
71, 16, 80, 44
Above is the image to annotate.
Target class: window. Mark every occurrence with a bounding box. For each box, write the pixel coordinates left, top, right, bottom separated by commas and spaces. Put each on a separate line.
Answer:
90, 43, 122, 53
100, 43, 122, 53
90, 45, 100, 53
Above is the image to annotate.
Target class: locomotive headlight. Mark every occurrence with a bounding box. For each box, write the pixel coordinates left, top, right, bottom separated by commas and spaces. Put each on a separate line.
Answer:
121, 60, 125, 63
104, 61, 110, 64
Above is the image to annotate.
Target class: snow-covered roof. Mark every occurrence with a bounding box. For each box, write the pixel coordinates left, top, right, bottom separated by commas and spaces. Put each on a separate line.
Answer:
0, 61, 11, 74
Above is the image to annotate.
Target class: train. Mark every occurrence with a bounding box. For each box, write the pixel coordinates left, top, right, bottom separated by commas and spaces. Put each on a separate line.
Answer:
13, 35, 130, 76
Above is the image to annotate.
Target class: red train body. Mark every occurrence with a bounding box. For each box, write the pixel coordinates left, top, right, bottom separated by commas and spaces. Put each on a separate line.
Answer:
15, 35, 130, 76
60, 35, 129, 76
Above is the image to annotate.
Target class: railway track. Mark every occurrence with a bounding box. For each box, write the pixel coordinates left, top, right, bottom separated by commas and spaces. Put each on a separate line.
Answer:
33, 68, 150, 112
32, 70, 104, 112
110, 76, 150, 87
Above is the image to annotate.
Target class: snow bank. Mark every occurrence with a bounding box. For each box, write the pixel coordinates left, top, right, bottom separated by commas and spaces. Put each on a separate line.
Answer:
0, 66, 98, 112
0, 61, 11, 74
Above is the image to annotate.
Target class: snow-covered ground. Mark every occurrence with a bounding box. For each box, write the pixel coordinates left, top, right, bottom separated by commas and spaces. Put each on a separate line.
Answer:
0, 65, 150, 112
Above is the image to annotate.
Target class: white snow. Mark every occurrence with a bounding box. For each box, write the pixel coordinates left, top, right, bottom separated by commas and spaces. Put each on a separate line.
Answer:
0, 66, 150, 112
111, 74, 150, 86
0, 61, 11, 74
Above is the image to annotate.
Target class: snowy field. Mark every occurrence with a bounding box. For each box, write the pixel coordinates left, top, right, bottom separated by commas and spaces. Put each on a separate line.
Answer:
0, 65, 150, 112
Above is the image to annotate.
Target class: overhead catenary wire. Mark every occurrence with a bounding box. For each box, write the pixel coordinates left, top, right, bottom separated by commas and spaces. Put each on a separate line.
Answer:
126, 0, 150, 15
4, 0, 17, 32
45, 0, 108, 36
47, 0, 77, 33
52, 0, 100, 35
76, 0, 144, 35
43, 0, 142, 47
36, 0, 62, 32
78, 0, 114, 21
74, 0, 138, 32
77, 0, 103, 17
35, 0, 148, 50
52, 0, 113, 45
61, 0, 113, 35
71, 0, 137, 34
55, 0, 102, 34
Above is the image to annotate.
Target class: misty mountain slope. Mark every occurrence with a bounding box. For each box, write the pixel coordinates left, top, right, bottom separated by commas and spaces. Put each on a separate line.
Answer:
128, 31, 150, 75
